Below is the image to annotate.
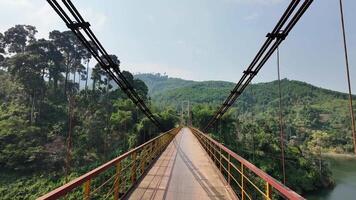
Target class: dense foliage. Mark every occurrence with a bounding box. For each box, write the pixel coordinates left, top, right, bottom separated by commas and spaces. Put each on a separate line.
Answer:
136, 73, 355, 153
135, 73, 356, 194
188, 105, 333, 194
0, 25, 352, 198
0, 26, 178, 199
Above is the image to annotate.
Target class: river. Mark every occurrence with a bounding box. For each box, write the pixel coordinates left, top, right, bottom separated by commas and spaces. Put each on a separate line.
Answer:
306, 155, 356, 200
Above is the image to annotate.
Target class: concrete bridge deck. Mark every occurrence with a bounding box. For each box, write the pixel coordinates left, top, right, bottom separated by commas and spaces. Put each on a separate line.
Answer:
128, 127, 235, 200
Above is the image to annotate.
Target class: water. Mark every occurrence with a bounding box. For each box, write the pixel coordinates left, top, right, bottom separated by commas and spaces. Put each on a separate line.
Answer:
306, 155, 356, 200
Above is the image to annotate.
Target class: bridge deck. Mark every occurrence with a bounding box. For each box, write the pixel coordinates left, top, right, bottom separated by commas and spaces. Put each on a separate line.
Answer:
128, 127, 235, 200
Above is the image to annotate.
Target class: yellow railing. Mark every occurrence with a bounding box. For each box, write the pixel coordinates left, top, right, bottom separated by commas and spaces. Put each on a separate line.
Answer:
38, 127, 182, 200
190, 127, 305, 200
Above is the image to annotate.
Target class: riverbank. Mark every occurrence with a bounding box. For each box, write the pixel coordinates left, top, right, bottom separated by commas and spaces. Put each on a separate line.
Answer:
306, 155, 356, 200
322, 152, 356, 159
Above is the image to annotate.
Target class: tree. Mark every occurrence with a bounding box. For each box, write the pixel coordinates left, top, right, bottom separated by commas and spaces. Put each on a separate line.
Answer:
0, 33, 5, 65
158, 108, 179, 131
111, 99, 135, 132
3, 25, 37, 53
26, 39, 65, 90
70, 59, 85, 89
6, 53, 44, 124
191, 104, 214, 129
84, 41, 97, 90
133, 78, 149, 100
91, 54, 119, 92
49, 30, 86, 95
91, 64, 102, 91
0, 102, 46, 171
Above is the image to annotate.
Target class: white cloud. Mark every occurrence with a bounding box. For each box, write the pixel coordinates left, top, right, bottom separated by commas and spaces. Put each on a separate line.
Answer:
0, 0, 64, 38
0, 0, 107, 39
0, 0, 31, 7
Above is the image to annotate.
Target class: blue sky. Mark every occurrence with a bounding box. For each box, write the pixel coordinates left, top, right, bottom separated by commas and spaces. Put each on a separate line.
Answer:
0, 0, 355, 93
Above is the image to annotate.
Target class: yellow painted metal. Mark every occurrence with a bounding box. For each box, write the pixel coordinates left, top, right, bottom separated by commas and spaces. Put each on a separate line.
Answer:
228, 154, 231, 184
265, 182, 271, 200
140, 148, 147, 173
173, 128, 310, 200
131, 152, 137, 184
192, 129, 267, 200
38, 127, 182, 200
114, 162, 121, 200
83, 180, 91, 200
241, 163, 245, 200
219, 147, 222, 172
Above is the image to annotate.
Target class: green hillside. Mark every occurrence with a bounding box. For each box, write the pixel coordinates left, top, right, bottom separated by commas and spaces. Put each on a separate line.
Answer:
135, 73, 356, 192
134, 73, 196, 96
135, 73, 350, 110
135, 73, 355, 153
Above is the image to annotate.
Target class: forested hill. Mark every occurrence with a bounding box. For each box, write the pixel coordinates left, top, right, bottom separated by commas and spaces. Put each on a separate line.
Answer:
134, 73, 196, 96
134, 73, 351, 110
0, 21, 348, 196
135, 73, 356, 154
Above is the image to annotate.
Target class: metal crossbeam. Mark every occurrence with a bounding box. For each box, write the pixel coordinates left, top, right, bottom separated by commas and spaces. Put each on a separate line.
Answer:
204, 0, 313, 131
47, 0, 164, 131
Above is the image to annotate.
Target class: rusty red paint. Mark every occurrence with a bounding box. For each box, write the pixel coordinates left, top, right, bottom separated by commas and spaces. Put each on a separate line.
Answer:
190, 127, 305, 200
37, 127, 181, 200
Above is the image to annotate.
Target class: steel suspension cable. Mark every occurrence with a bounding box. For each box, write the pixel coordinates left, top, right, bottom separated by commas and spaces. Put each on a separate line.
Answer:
339, 0, 356, 154
204, 0, 313, 131
277, 47, 286, 184
47, 0, 164, 131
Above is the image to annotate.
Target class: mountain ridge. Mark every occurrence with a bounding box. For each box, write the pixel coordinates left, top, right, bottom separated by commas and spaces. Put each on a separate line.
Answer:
135, 73, 355, 154
134, 73, 351, 109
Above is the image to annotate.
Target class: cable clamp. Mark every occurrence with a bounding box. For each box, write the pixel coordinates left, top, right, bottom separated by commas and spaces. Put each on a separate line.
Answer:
67, 21, 90, 30
266, 31, 287, 40
108, 63, 120, 71
243, 70, 257, 75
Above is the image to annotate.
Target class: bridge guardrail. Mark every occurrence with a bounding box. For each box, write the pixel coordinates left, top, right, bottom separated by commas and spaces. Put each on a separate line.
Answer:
190, 127, 305, 200
38, 126, 182, 200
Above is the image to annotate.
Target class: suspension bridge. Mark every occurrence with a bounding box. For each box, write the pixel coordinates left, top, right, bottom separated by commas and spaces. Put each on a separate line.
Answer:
37, 0, 356, 199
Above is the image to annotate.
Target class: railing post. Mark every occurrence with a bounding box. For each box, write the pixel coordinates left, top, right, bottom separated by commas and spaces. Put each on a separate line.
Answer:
158, 138, 162, 152
219, 147, 222, 172
152, 141, 156, 158
265, 182, 272, 200
228, 154, 231, 184
241, 163, 245, 200
212, 143, 216, 162
206, 139, 209, 156
210, 142, 212, 157
163, 135, 167, 148
114, 162, 121, 200
159, 137, 163, 152
205, 138, 208, 152
131, 152, 137, 184
83, 179, 91, 200
149, 142, 153, 164
141, 148, 146, 173
151, 141, 155, 159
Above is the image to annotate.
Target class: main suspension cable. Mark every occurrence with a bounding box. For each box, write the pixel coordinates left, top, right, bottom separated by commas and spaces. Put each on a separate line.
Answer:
47, 0, 164, 131
204, 0, 313, 131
